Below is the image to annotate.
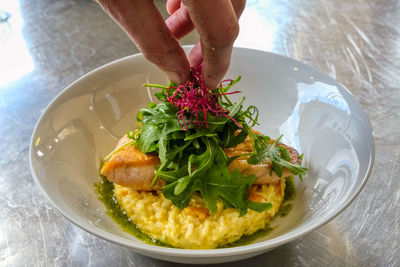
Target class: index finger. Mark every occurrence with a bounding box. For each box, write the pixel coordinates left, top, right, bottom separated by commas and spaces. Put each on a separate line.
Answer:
182, 0, 239, 88
96, 0, 190, 84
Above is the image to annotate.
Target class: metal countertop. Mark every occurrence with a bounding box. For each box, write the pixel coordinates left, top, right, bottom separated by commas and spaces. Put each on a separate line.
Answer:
0, 0, 399, 266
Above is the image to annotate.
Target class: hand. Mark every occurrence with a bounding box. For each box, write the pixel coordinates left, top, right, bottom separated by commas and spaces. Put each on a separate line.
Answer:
96, 0, 245, 88
166, 0, 245, 88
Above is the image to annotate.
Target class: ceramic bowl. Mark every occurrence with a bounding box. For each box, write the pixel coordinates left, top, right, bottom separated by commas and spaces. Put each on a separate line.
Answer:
30, 47, 374, 264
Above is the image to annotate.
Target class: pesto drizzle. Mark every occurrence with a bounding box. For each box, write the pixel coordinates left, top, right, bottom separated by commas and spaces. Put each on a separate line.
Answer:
95, 170, 298, 248
94, 173, 172, 247
219, 225, 275, 248
278, 176, 296, 217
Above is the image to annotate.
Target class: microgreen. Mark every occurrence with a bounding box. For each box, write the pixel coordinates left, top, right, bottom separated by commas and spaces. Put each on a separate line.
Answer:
144, 65, 241, 131
127, 67, 309, 215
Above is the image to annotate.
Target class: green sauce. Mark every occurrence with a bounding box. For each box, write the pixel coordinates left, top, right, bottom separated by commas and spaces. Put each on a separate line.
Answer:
219, 224, 275, 248
95, 168, 297, 248
278, 176, 296, 217
283, 176, 296, 202
278, 203, 293, 217
94, 174, 172, 247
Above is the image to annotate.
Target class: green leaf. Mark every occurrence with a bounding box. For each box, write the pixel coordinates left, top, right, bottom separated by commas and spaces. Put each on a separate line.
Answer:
136, 124, 162, 153
225, 129, 248, 148
143, 83, 170, 89
130, 78, 309, 215
166, 140, 192, 161
158, 125, 169, 163
247, 135, 281, 165
187, 137, 216, 177
220, 75, 241, 93
184, 131, 206, 141
148, 102, 157, 108
272, 160, 283, 177
246, 200, 272, 212
200, 166, 256, 216
155, 164, 188, 182
174, 176, 192, 195
163, 178, 200, 209
228, 96, 245, 117
193, 138, 200, 149
278, 146, 291, 161
277, 160, 309, 176
154, 170, 179, 182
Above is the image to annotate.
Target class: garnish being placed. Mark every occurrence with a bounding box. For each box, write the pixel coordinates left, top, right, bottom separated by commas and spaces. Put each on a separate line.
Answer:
144, 66, 241, 130
120, 66, 308, 216
98, 66, 308, 248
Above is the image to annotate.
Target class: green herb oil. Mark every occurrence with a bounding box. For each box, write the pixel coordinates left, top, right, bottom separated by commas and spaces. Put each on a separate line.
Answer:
95, 171, 297, 248
283, 176, 296, 201
219, 225, 275, 248
94, 174, 172, 247
278, 176, 296, 217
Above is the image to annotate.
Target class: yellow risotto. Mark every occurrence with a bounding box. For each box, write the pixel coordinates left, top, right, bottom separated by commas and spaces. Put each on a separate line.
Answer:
114, 180, 285, 249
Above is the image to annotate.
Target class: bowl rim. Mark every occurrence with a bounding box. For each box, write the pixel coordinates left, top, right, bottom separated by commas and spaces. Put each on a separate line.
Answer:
29, 46, 375, 258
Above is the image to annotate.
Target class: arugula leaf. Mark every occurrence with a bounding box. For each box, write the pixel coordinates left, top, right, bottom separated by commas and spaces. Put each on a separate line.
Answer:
276, 160, 309, 176
247, 134, 308, 178
278, 146, 292, 161
174, 175, 192, 195
166, 140, 192, 161
200, 165, 256, 216
246, 200, 272, 213
136, 123, 162, 153
155, 164, 188, 182
163, 178, 200, 209
228, 96, 245, 117
247, 135, 282, 165
127, 75, 309, 215
220, 75, 241, 93
187, 137, 216, 177
219, 121, 247, 148
226, 129, 248, 148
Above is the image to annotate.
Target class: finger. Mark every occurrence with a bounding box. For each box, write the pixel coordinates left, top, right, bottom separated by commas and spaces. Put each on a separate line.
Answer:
167, 0, 245, 41
96, 0, 190, 84
165, 3, 194, 39
231, 0, 246, 19
189, 41, 202, 67
183, 0, 240, 88
166, 0, 181, 15
188, 0, 246, 68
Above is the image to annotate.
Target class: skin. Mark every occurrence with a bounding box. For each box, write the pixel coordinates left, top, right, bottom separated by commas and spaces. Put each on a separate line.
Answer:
96, 0, 246, 88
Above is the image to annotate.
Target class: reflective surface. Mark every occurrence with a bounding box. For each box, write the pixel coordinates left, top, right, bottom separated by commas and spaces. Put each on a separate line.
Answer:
0, 0, 399, 266
29, 48, 374, 264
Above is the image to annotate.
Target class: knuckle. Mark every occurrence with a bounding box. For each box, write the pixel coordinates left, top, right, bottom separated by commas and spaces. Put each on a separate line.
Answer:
143, 49, 166, 65
143, 46, 181, 67
227, 21, 240, 41
205, 22, 239, 49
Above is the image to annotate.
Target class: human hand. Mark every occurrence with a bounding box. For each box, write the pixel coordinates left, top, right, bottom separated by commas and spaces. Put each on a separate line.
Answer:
96, 0, 245, 88
166, 0, 245, 88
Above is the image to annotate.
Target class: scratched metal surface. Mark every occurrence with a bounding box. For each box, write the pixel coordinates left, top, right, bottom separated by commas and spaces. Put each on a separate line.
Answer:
0, 0, 399, 266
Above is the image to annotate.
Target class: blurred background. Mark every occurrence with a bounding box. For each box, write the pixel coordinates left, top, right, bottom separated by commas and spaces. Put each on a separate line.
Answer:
0, 0, 399, 266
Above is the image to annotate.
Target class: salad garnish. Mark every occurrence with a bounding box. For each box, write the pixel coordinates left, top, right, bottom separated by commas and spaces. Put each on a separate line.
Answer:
125, 66, 308, 216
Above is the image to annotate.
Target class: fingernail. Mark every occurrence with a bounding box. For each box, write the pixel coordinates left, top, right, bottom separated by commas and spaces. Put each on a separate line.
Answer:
165, 71, 182, 84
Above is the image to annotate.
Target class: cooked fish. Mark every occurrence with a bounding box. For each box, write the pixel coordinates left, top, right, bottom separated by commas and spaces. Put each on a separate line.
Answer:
101, 136, 164, 191
224, 136, 300, 185
101, 134, 299, 191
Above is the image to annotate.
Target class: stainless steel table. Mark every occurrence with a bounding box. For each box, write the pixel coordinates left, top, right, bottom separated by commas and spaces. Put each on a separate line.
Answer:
1, 0, 399, 266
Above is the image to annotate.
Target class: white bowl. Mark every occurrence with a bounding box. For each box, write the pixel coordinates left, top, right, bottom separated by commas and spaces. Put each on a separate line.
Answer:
30, 47, 374, 264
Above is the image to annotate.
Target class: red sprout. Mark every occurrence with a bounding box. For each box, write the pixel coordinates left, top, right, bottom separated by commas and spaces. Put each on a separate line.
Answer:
165, 65, 240, 130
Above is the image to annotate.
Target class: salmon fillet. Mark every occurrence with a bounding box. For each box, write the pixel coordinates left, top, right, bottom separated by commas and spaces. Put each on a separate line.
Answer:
224, 136, 300, 185
101, 133, 300, 191
101, 136, 165, 191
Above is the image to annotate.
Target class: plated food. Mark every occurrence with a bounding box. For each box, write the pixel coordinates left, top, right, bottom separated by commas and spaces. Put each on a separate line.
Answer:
30, 47, 374, 262
97, 66, 308, 249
